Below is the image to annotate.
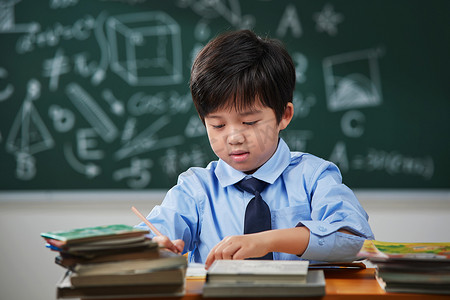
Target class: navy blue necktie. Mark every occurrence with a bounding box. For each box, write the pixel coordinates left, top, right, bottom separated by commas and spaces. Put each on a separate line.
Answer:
236, 177, 273, 260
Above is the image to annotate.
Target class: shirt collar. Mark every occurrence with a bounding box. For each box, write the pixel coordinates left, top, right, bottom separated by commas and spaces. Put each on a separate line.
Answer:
215, 138, 291, 188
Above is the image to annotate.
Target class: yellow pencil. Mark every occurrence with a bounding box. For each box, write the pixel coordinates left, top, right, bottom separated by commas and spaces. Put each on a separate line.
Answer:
131, 206, 181, 254
131, 206, 163, 236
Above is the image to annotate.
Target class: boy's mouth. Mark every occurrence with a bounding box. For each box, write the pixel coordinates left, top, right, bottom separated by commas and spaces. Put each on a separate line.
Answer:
230, 151, 249, 163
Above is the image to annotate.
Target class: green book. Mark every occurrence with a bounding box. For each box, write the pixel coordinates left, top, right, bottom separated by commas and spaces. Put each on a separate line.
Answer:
41, 224, 149, 245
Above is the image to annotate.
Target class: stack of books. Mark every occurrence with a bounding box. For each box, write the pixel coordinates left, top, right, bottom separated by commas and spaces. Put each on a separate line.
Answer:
203, 260, 325, 297
358, 239, 450, 295
41, 224, 187, 299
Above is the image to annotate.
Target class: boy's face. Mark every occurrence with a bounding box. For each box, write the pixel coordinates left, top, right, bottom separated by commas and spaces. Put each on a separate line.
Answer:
204, 102, 293, 174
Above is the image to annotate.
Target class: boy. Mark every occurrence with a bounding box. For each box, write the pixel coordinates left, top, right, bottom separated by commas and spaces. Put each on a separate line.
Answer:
136, 30, 374, 268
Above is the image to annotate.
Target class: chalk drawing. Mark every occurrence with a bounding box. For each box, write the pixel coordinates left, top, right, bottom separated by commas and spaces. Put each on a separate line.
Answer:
160, 145, 209, 179
341, 110, 365, 138
42, 48, 71, 92
194, 19, 210, 41
182, 141, 208, 165
73, 52, 99, 79
48, 104, 75, 132
328, 141, 435, 180
15, 15, 95, 54
121, 117, 137, 144
292, 92, 316, 119
76, 128, 104, 160
5, 79, 54, 180
64, 142, 101, 178
185, 115, 206, 137
180, 0, 255, 29
329, 141, 349, 172
166, 91, 192, 114
189, 43, 204, 68
91, 11, 109, 85
65, 82, 118, 143
113, 157, 153, 188
353, 148, 434, 180
323, 48, 383, 112
293, 52, 308, 84
49, 0, 78, 10
276, 4, 302, 38
280, 130, 313, 152
191, 21, 209, 68
15, 152, 36, 180
183, 146, 208, 168
115, 115, 184, 160
127, 90, 192, 116
313, 3, 343, 36
102, 89, 125, 116
128, 92, 167, 116
6, 79, 54, 156
160, 148, 178, 178
0, 67, 13, 102
106, 11, 183, 86
0, 0, 39, 33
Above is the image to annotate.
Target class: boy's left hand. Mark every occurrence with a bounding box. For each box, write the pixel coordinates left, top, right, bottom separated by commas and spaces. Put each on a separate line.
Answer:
205, 233, 270, 269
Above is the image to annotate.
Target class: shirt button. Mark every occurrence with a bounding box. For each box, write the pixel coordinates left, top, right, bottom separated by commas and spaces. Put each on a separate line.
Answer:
318, 225, 327, 232
318, 239, 325, 246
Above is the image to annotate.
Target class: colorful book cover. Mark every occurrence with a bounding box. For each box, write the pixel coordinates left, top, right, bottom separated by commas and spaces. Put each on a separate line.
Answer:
358, 240, 450, 261
41, 224, 149, 244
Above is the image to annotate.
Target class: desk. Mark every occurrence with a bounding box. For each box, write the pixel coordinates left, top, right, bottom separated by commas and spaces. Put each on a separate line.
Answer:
86, 268, 450, 300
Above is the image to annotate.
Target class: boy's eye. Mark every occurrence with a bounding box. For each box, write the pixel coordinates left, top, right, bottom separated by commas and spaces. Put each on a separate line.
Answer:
243, 121, 257, 125
212, 124, 225, 129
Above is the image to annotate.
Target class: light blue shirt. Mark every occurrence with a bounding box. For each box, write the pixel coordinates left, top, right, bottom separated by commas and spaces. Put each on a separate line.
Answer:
137, 138, 374, 263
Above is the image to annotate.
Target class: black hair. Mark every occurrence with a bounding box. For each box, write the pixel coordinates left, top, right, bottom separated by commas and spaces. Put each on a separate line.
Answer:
190, 29, 296, 123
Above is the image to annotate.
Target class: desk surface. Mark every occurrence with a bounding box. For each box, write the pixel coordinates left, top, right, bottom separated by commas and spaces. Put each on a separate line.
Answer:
87, 268, 450, 300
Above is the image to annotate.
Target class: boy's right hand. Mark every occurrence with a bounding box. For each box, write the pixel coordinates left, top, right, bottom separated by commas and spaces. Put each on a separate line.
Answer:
152, 235, 184, 254
205, 233, 271, 269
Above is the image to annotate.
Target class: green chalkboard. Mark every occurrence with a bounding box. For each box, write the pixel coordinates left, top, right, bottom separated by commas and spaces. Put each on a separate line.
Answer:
0, 0, 449, 190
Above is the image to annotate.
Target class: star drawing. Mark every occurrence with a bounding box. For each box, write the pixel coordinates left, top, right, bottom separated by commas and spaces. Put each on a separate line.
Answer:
313, 4, 344, 36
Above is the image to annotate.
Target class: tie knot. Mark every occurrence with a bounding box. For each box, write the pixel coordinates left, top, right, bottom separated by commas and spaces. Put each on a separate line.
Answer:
236, 177, 268, 196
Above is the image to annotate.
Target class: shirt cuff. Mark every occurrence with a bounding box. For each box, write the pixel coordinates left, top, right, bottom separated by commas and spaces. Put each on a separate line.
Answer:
299, 220, 340, 236
300, 231, 335, 261
300, 230, 366, 262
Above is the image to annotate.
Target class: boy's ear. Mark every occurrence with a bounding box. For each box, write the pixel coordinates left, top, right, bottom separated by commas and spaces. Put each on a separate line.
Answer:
279, 102, 294, 130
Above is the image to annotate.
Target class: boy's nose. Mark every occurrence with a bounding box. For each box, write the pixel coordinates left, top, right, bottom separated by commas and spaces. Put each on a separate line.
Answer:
228, 128, 245, 144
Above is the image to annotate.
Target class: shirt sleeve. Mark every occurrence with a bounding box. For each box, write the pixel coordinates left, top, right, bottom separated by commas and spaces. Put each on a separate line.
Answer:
134, 169, 203, 254
297, 161, 374, 262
